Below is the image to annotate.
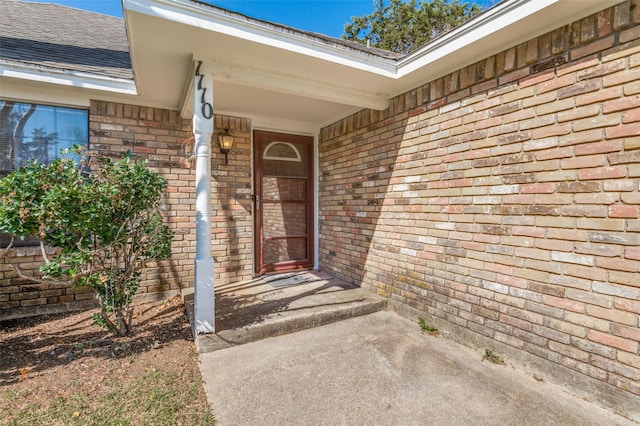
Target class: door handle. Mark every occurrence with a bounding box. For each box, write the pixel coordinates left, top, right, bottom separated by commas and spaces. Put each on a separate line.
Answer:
255, 194, 260, 211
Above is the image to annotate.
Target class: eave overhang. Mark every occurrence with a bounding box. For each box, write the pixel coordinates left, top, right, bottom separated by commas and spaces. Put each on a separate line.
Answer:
119, 0, 627, 129
395, 0, 622, 89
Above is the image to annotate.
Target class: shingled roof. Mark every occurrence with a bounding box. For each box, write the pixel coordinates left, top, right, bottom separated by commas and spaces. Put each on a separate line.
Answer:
0, 0, 132, 80
188, 0, 405, 61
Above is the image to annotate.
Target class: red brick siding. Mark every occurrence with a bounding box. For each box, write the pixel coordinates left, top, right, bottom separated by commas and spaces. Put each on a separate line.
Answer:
319, 0, 640, 399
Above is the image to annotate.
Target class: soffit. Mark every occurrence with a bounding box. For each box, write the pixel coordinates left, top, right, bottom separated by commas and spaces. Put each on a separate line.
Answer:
123, 0, 622, 130
123, 1, 397, 130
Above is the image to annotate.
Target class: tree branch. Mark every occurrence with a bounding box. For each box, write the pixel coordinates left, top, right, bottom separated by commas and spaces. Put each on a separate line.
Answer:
39, 240, 50, 263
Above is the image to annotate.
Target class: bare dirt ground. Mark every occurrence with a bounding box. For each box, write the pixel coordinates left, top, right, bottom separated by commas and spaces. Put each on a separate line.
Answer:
0, 296, 214, 425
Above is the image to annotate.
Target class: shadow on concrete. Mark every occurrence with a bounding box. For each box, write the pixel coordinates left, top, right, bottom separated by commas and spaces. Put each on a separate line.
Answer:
185, 272, 387, 352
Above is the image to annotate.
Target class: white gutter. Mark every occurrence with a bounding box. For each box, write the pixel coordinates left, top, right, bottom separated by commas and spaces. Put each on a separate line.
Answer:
0, 60, 138, 95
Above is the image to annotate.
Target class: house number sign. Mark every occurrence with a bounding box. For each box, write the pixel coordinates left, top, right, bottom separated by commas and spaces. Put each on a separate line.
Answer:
195, 61, 213, 119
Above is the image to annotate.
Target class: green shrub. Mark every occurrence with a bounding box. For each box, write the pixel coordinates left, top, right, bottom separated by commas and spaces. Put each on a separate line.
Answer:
0, 148, 173, 335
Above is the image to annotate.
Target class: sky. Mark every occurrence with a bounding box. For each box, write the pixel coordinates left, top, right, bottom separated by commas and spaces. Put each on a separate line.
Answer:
22, 0, 497, 38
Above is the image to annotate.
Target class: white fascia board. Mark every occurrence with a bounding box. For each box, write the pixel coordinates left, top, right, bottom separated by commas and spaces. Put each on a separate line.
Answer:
0, 61, 138, 95
122, 0, 397, 77
397, 0, 623, 78
396, 0, 552, 77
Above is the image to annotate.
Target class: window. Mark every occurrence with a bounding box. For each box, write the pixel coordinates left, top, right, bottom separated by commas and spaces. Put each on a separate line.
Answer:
263, 141, 302, 162
0, 100, 88, 176
0, 100, 89, 247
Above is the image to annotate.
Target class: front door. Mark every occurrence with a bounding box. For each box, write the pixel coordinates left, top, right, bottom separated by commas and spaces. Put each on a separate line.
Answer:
254, 131, 314, 275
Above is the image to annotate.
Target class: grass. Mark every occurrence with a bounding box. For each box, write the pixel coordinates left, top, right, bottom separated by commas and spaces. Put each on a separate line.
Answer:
3, 364, 215, 426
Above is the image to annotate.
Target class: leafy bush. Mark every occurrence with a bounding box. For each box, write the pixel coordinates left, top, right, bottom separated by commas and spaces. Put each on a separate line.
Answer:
0, 149, 173, 335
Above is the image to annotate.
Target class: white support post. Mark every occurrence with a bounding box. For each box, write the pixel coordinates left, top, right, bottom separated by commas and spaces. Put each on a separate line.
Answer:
193, 61, 215, 334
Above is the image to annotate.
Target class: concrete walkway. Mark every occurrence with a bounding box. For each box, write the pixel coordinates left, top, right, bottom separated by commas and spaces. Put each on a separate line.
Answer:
199, 311, 635, 426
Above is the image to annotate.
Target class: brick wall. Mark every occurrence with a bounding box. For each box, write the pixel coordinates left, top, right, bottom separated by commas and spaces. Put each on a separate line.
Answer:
319, 0, 639, 417
1, 247, 95, 318
0, 101, 254, 320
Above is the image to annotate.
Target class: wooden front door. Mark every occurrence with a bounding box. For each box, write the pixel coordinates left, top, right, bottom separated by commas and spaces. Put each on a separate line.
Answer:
254, 131, 314, 275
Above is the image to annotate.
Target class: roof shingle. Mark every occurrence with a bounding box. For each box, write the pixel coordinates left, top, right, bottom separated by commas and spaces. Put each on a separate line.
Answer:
0, 0, 132, 80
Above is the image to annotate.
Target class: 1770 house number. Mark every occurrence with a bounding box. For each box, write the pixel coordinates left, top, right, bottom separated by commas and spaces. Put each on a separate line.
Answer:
195, 61, 213, 119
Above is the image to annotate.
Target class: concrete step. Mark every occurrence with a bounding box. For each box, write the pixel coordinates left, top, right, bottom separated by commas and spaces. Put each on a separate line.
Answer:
184, 274, 387, 353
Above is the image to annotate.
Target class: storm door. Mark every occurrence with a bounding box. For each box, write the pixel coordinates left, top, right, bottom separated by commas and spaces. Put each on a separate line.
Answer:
254, 131, 314, 275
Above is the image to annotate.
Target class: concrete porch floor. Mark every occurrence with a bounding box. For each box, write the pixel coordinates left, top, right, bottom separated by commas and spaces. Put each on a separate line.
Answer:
185, 271, 387, 353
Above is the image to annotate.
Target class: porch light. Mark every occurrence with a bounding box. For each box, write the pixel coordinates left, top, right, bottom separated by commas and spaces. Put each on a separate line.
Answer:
217, 128, 234, 164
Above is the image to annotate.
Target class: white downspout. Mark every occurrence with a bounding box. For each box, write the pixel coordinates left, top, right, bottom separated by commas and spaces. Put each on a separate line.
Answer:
193, 60, 215, 334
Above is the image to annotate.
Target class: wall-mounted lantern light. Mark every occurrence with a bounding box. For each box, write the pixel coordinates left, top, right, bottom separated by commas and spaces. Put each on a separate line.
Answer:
217, 128, 234, 164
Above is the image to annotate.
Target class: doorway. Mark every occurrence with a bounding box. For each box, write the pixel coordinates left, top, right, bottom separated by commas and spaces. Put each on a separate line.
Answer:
253, 130, 314, 275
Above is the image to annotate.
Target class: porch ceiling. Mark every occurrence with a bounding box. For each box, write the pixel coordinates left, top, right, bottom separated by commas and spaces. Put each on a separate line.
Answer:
123, 0, 621, 131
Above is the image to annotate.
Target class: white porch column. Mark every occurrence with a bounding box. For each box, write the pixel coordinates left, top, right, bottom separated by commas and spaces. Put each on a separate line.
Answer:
193, 60, 215, 334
